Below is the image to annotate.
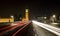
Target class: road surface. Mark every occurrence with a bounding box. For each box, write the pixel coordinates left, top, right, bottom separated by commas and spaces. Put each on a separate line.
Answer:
14, 23, 57, 36
0, 22, 58, 36
32, 23, 57, 36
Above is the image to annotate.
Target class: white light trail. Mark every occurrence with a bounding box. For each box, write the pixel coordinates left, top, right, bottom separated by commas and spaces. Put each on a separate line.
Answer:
32, 20, 60, 36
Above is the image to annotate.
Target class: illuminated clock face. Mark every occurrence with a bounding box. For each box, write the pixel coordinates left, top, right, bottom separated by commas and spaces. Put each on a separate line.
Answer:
26, 9, 28, 12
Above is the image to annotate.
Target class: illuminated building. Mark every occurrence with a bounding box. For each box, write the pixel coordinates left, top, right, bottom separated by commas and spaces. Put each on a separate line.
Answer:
22, 9, 29, 21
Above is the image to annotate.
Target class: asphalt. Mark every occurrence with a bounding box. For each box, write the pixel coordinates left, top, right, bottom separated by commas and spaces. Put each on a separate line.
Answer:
0, 22, 58, 36
14, 23, 35, 36
32, 23, 57, 36
1, 25, 24, 36
13, 23, 57, 36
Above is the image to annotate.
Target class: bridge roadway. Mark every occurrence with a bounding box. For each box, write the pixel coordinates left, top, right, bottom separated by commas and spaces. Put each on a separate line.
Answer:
32, 23, 57, 36
0, 21, 31, 36
12, 21, 57, 36
0, 21, 57, 36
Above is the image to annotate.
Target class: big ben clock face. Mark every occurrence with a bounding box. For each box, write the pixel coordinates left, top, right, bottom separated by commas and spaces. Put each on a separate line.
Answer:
26, 9, 28, 12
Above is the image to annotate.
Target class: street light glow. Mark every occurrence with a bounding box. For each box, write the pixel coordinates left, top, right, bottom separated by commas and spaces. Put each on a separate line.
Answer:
44, 17, 47, 19
53, 15, 56, 18
10, 16, 14, 18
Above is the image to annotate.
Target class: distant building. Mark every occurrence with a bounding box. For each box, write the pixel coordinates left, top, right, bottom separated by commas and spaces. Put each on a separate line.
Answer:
22, 9, 29, 21
0, 18, 14, 23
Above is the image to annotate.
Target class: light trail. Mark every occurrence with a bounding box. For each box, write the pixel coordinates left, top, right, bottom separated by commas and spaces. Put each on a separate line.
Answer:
32, 20, 60, 36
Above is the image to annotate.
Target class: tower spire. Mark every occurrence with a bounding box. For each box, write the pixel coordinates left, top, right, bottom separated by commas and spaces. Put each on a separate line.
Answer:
25, 9, 29, 21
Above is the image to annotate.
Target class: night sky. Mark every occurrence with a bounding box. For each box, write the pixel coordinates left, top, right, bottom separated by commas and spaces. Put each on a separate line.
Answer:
0, 0, 60, 18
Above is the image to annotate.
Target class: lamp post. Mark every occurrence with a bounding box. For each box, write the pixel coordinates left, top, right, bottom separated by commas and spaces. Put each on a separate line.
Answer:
44, 17, 47, 23
52, 15, 56, 23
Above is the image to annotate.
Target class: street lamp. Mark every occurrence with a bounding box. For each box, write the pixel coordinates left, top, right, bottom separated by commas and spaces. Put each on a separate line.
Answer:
52, 15, 56, 18
44, 17, 47, 19
10, 16, 14, 18
44, 17, 47, 23
52, 14, 56, 23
